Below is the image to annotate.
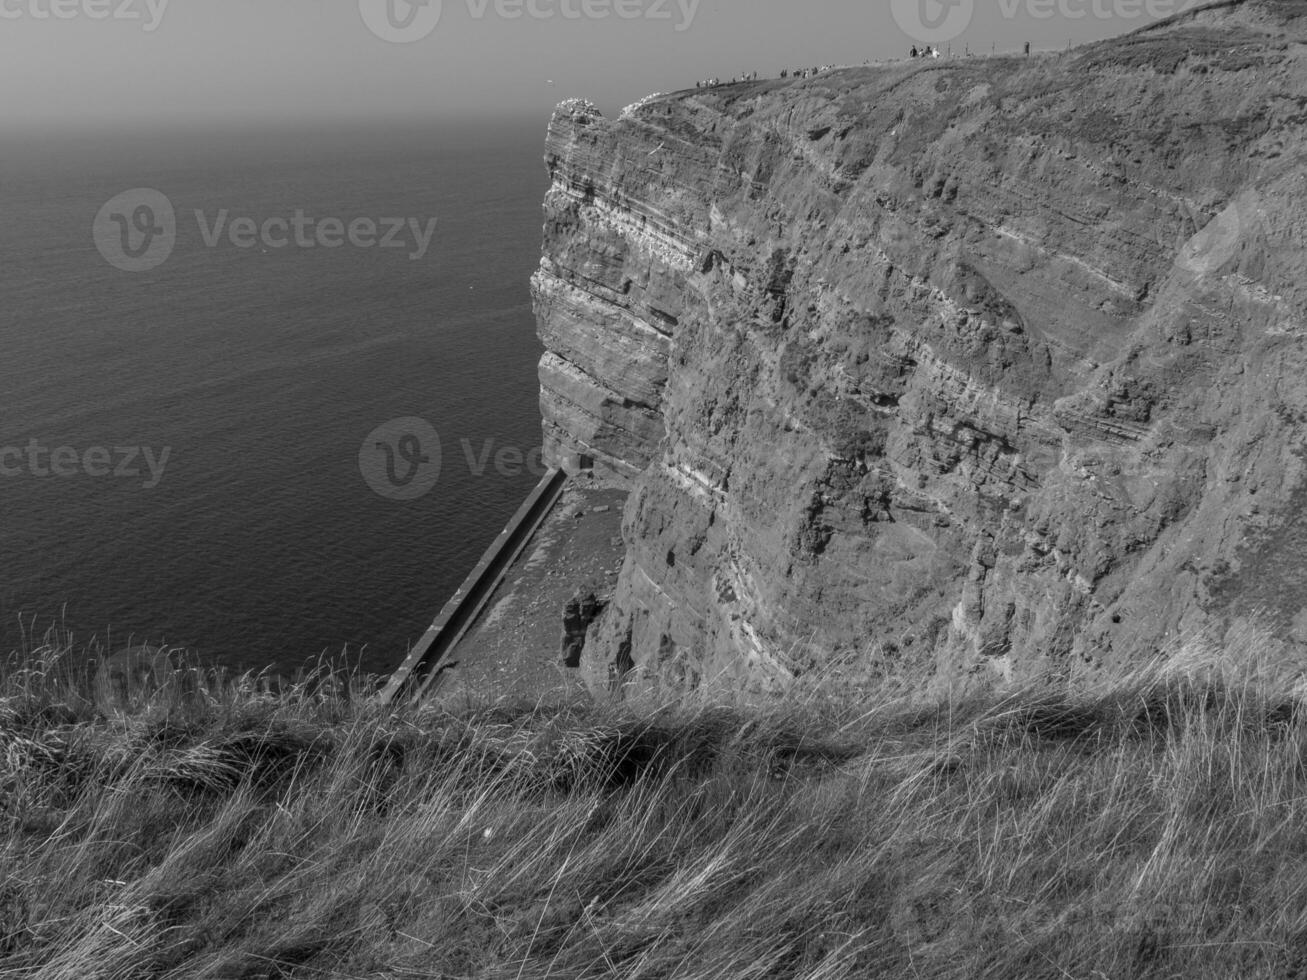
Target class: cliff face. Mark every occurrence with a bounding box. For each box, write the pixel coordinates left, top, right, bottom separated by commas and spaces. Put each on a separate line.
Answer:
532, 0, 1307, 697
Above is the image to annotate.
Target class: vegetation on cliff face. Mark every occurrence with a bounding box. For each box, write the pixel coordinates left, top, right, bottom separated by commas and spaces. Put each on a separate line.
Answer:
4, 631, 1307, 979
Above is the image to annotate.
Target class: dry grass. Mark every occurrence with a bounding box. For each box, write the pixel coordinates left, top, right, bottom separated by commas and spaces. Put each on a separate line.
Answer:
4, 630, 1307, 979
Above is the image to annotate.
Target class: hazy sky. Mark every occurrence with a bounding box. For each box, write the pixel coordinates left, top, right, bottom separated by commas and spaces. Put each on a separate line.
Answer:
1, 0, 1207, 126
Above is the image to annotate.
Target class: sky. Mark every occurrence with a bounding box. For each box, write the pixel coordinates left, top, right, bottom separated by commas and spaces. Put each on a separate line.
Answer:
0, 0, 1211, 127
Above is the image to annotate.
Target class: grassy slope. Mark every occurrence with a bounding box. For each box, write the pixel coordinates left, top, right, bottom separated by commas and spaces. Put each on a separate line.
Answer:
3, 636, 1307, 980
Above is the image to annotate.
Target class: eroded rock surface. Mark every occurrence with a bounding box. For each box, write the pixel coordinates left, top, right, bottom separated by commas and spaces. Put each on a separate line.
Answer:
532, 2, 1307, 697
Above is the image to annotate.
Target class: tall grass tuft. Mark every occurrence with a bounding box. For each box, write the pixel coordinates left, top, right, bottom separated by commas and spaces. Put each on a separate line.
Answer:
3, 627, 1307, 978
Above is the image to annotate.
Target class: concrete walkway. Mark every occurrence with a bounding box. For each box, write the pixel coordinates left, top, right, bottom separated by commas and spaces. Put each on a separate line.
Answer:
432, 481, 628, 706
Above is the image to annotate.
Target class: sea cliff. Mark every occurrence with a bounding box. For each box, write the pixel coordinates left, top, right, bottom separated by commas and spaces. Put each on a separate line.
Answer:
532, 0, 1307, 697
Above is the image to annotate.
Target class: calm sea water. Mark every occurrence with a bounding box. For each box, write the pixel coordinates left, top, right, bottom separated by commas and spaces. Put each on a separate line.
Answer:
0, 119, 551, 677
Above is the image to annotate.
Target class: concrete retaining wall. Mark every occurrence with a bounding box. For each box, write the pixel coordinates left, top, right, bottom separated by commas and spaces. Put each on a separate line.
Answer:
378, 467, 569, 704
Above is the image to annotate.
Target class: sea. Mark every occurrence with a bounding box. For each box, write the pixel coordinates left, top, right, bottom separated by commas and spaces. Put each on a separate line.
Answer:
0, 118, 552, 679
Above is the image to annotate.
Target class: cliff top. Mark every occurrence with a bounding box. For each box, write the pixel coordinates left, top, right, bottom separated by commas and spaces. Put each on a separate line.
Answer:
555, 0, 1305, 130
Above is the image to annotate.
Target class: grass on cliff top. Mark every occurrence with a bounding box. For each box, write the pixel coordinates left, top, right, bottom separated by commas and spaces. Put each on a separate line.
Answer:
4, 632, 1307, 979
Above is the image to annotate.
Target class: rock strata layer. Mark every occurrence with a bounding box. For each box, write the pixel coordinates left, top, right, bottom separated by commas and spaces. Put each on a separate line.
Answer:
532, 1, 1307, 696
